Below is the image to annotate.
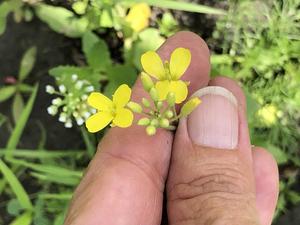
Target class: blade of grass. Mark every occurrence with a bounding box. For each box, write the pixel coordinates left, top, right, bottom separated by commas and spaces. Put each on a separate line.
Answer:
39, 193, 72, 200
8, 158, 82, 178
5, 84, 39, 157
124, 0, 226, 15
0, 149, 83, 158
30, 172, 80, 186
9, 210, 32, 225
0, 159, 33, 210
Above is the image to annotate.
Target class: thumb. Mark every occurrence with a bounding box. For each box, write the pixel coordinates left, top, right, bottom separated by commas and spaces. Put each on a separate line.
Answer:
167, 84, 261, 225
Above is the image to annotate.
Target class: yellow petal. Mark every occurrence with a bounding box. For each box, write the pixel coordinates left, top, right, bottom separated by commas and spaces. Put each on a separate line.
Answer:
141, 51, 165, 80
155, 80, 170, 101
112, 108, 134, 128
169, 80, 188, 103
126, 3, 151, 32
113, 84, 132, 108
169, 48, 191, 80
85, 111, 113, 133
87, 92, 113, 111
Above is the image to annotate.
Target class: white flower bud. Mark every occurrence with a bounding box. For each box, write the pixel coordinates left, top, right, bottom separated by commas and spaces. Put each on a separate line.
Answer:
47, 106, 58, 116
71, 74, 78, 81
76, 117, 84, 126
85, 86, 94, 92
58, 113, 67, 122
65, 119, 72, 128
45, 85, 55, 94
59, 85, 66, 93
75, 80, 83, 89
52, 98, 62, 105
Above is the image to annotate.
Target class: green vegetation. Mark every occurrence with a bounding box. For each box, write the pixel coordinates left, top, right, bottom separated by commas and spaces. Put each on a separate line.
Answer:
0, 0, 299, 224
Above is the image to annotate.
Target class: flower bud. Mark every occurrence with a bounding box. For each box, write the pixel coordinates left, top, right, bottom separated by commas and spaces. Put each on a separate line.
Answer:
142, 98, 150, 107
150, 118, 159, 127
141, 72, 154, 91
157, 101, 163, 110
165, 110, 173, 118
150, 87, 159, 102
127, 101, 143, 113
45, 85, 55, 94
138, 118, 150, 126
167, 92, 176, 107
159, 118, 169, 128
180, 97, 201, 117
146, 125, 156, 136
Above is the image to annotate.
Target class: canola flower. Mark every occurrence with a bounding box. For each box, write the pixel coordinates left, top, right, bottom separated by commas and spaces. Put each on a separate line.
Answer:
141, 47, 191, 103
84, 47, 201, 135
85, 84, 133, 132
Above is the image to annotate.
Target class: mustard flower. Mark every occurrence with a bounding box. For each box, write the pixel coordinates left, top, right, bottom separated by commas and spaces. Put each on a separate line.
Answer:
126, 3, 151, 32
85, 84, 133, 133
141, 47, 191, 103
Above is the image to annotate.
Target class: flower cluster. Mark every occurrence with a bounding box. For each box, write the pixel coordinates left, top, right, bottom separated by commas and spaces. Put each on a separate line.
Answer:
46, 74, 95, 128
85, 47, 201, 135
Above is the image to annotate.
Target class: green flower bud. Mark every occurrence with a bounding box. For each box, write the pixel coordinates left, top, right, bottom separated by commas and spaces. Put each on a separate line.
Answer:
165, 110, 173, 118
180, 97, 201, 117
159, 118, 169, 128
138, 118, 150, 126
127, 101, 143, 113
146, 125, 156, 136
167, 92, 176, 107
141, 72, 154, 92
142, 98, 151, 107
150, 87, 159, 102
157, 101, 163, 110
150, 118, 159, 127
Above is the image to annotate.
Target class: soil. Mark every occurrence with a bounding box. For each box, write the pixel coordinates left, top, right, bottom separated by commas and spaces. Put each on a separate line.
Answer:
0, 1, 299, 225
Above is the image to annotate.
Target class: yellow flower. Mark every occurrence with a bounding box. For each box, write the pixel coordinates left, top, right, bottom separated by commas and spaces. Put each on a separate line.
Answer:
141, 47, 191, 103
126, 3, 151, 32
257, 104, 278, 126
85, 84, 133, 133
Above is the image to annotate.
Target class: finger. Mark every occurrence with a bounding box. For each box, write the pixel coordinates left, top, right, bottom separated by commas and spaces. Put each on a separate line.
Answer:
167, 76, 260, 225
252, 147, 279, 225
64, 31, 210, 225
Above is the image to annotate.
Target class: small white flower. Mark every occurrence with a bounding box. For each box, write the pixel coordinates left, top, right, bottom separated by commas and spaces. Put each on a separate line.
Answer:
52, 98, 62, 105
59, 85, 66, 93
47, 106, 58, 116
75, 80, 83, 89
45, 85, 55, 94
65, 119, 72, 128
85, 86, 94, 92
76, 117, 84, 126
71, 74, 78, 81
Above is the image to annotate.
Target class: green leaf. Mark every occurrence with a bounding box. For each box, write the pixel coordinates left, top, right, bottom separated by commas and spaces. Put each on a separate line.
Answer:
12, 93, 24, 125
6, 84, 38, 155
0, 86, 16, 102
0, 1, 11, 35
35, 4, 88, 38
0, 159, 33, 210
105, 64, 137, 96
82, 31, 99, 55
30, 172, 80, 186
49, 65, 101, 90
7, 199, 22, 216
124, 0, 226, 15
9, 211, 32, 225
126, 28, 165, 69
82, 32, 112, 71
18, 84, 33, 93
19, 46, 37, 81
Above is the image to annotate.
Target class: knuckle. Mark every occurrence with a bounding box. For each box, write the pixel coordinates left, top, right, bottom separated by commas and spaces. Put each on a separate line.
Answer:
168, 162, 259, 225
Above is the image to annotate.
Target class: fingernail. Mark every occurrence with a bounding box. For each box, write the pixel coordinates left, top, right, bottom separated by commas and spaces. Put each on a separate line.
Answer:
187, 86, 238, 149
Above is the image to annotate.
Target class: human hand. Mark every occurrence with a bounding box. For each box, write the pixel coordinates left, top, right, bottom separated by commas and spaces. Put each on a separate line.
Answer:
64, 32, 279, 225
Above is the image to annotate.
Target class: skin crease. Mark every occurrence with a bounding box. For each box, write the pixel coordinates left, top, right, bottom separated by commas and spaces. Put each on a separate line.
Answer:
64, 32, 279, 225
